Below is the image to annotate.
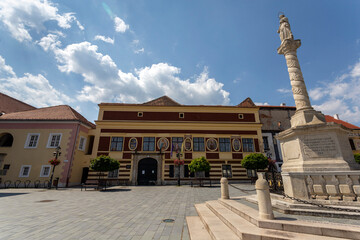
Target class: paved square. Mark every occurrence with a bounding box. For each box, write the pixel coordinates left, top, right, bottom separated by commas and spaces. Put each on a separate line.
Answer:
0, 184, 251, 240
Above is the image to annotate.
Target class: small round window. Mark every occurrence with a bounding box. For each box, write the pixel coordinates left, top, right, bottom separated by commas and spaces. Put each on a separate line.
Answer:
206, 138, 218, 151
184, 137, 192, 151
129, 138, 138, 150
232, 138, 241, 152
157, 137, 169, 151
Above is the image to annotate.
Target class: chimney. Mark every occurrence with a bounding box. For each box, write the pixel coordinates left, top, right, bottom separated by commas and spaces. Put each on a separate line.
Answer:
280, 103, 286, 106
333, 114, 340, 120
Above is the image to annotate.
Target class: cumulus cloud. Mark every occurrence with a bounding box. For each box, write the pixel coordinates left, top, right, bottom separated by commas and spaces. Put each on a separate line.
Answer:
114, 16, 129, 33
94, 35, 114, 44
254, 102, 270, 106
37, 33, 62, 52
48, 41, 229, 105
0, 0, 82, 42
277, 88, 292, 94
311, 61, 360, 125
134, 48, 144, 54
0, 55, 72, 107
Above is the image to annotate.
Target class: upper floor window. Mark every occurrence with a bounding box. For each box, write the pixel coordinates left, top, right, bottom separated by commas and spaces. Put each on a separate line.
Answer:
263, 136, 270, 151
78, 136, 87, 151
40, 165, 51, 177
143, 137, 155, 151
242, 138, 254, 152
110, 137, 123, 151
0, 133, 13, 147
172, 137, 183, 150
47, 133, 62, 148
193, 137, 205, 152
19, 165, 31, 177
25, 133, 40, 148
219, 138, 231, 152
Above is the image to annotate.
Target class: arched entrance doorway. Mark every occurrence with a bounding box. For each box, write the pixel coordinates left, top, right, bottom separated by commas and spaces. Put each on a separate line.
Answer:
137, 158, 157, 185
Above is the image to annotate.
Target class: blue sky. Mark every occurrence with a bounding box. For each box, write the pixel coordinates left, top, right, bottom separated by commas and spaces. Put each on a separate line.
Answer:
0, 0, 359, 125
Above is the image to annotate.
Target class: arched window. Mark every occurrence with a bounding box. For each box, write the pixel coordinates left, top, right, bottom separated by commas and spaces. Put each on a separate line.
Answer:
0, 133, 13, 147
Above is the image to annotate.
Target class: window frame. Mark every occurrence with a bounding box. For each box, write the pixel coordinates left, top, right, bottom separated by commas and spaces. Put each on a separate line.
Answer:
242, 138, 254, 152
222, 164, 232, 178
143, 137, 155, 151
24, 133, 40, 149
110, 137, 124, 151
78, 136, 87, 151
40, 165, 51, 177
46, 133, 62, 148
19, 165, 31, 177
193, 137, 205, 152
172, 137, 183, 151
108, 169, 119, 178
219, 138, 231, 152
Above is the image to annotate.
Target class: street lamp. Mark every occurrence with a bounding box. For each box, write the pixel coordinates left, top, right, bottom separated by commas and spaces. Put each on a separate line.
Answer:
48, 146, 61, 189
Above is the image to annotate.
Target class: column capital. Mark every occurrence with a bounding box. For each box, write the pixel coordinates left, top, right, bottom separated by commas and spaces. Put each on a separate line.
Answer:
277, 39, 301, 55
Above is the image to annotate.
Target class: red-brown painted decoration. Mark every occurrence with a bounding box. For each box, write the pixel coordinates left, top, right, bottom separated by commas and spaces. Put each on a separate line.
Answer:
98, 137, 110, 151
101, 129, 257, 135
232, 153, 243, 159
122, 153, 132, 159
254, 138, 260, 152
206, 153, 219, 159
103, 111, 255, 122
165, 153, 171, 159
97, 152, 109, 156
185, 153, 192, 159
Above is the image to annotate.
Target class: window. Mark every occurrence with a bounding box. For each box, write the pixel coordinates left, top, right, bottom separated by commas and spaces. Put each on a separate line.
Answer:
79, 136, 87, 151
349, 139, 356, 150
137, 112, 143, 117
110, 137, 123, 151
40, 165, 51, 177
172, 137, 183, 150
25, 133, 40, 148
184, 165, 189, 178
108, 169, 119, 178
242, 138, 254, 152
263, 136, 270, 151
169, 165, 174, 178
47, 133, 62, 148
222, 165, 232, 178
143, 137, 155, 151
179, 113, 184, 118
219, 138, 231, 152
0, 133, 13, 147
19, 165, 31, 177
193, 137, 205, 151
238, 114, 244, 119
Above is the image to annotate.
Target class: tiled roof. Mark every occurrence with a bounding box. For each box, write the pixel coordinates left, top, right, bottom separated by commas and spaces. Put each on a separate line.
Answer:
325, 115, 360, 130
142, 96, 181, 106
237, 97, 256, 107
258, 105, 296, 110
0, 92, 36, 114
0, 105, 95, 128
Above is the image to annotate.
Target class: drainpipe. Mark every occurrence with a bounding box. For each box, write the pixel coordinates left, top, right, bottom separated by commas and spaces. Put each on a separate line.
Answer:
66, 122, 80, 187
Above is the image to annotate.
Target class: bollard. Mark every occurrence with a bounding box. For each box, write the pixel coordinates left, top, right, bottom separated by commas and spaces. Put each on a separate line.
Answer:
220, 177, 229, 199
255, 173, 274, 220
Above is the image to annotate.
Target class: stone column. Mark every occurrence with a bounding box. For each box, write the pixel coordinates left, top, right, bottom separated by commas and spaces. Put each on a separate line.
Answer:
220, 177, 229, 199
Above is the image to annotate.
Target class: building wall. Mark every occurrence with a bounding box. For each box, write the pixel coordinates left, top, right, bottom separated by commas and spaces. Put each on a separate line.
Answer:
93, 104, 263, 184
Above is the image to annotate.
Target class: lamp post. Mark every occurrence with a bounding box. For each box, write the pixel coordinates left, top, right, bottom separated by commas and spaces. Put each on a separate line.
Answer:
48, 146, 61, 189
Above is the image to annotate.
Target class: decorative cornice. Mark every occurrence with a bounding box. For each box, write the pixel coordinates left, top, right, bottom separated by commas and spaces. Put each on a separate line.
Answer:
277, 39, 301, 55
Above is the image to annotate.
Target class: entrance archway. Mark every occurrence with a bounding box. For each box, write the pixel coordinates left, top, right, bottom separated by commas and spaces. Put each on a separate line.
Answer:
137, 158, 157, 185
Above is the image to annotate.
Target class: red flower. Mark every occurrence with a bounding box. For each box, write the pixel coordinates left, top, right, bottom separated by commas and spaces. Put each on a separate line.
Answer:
49, 158, 61, 166
174, 159, 184, 165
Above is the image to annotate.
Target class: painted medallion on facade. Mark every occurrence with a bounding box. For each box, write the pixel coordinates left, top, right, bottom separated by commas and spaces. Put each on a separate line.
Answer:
129, 137, 138, 150
206, 138, 218, 151
232, 138, 241, 152
157, 137, 169, 151
184, 137, 192, 151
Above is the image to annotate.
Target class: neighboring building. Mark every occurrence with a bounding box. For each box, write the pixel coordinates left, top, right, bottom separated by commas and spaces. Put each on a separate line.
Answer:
0, 105, 95, 187
0, 92, 36, 115
259, 105, 296, 167
92, 96, 263, 185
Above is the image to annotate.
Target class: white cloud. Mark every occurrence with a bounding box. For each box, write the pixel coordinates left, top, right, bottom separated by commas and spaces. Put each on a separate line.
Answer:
94, 35, 114, 44
0, 0, 82, 42
37, 33, 62, 52
311, 60, 360, 125
0, 55, 71, 107
49, 41, 230, 105
114, 16, 129, 33
277, 88, 292, 94
254, 102, 270, 106
134, 48, 144, 54
132, 39, 139, 45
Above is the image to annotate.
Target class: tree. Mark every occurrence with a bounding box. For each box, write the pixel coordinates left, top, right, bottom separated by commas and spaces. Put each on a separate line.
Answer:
90, 155, 120, 179
241, 153, 268, 170
355, 153, 360, 165
188, 156, 211, 173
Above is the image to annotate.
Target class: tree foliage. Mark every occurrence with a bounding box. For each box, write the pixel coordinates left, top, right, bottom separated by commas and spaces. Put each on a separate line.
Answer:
241, 153, 268, 170
188, 156, 211, 173
90, 155, 120, 172
355, 153, 360, 164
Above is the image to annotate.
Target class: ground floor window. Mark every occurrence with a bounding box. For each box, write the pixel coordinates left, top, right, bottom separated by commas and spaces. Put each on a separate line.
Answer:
40, 165, 51, 177
19, 165, 31, 177
108, 169, 119, 178
222, 164, 232, 178
169, 165, 174, 178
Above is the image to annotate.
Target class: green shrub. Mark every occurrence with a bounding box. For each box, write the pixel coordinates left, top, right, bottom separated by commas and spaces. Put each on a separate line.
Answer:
90, 155, 120, 172
355, 153, 360, 164
188, 156, 211, 173
241, 153, 268, 170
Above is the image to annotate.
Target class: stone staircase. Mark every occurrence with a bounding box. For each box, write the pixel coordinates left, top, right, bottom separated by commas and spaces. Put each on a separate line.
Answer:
186, 198, 360, 240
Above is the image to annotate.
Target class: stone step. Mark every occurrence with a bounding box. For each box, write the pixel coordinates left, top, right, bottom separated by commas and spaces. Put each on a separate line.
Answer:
186, 216, 211, 240
195, 203, 239, 240
206, 200, 343, 240
219, 198, 360, 240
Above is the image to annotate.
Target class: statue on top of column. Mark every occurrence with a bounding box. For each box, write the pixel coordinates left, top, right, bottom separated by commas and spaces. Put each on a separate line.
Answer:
277, 14, 294, 42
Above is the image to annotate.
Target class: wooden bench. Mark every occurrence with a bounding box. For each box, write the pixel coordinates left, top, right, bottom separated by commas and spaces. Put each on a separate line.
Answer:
81, 179, 106, 191
190, 178, 212, 187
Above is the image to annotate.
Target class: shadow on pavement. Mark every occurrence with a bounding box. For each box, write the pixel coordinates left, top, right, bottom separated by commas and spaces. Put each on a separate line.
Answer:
100, 188, 132, 192
0, 192, 29, 198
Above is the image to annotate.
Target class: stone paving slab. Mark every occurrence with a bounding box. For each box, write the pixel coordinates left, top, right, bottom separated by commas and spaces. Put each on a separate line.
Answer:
0, 184, 248, 239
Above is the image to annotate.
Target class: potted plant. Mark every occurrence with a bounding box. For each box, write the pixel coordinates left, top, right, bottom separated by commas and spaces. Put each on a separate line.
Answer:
188, 156, 211, 178
241, 153, 269, 183
90, 155, 120, 187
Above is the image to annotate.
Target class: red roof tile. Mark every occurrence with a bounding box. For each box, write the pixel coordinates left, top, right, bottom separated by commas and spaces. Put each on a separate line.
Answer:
0, 92, 36, 114
325, 115, 360, 130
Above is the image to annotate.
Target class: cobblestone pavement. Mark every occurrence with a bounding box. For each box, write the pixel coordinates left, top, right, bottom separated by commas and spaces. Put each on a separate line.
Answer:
0, 184, 252, 240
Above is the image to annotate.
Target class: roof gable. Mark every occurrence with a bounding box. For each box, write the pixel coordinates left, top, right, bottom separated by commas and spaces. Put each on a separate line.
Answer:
237, 97, 256, 107
143, 96, 181, 106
